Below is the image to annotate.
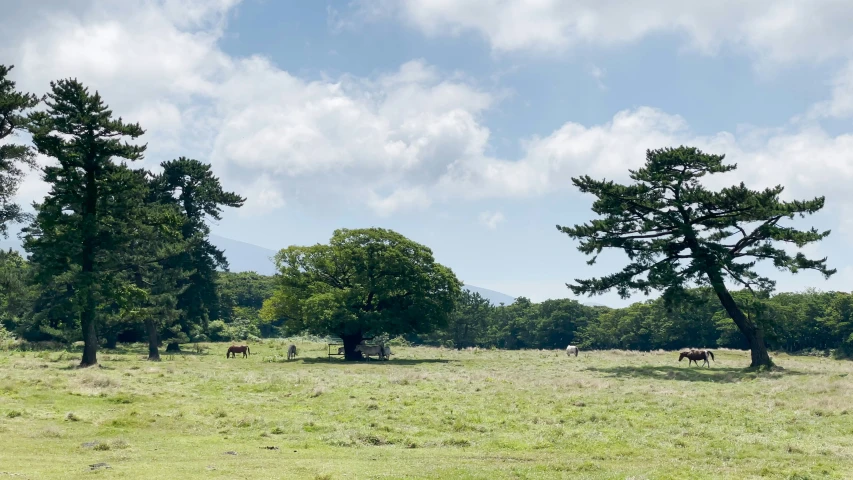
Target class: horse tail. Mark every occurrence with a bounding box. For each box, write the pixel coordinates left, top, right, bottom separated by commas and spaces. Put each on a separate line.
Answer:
707, 350, 714, 361
247, 346, 250, 356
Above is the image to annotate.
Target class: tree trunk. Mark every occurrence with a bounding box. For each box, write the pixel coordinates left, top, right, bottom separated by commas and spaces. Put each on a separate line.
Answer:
706, 269, 773, 368
144, 318, 160, 361
341, 333, 364, 361
79, 164, 99, 367
80, 300, 98, 367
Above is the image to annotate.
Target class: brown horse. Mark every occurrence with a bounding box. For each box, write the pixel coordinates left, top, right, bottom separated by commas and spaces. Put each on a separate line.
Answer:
679, 349, 714, 367
227, 345, 250, 358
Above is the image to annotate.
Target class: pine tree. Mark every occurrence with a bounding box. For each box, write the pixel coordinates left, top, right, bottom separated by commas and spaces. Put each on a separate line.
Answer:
119, 170, 186, 361
24, 79, 145, 367
0, 65, 40, 238
559, 146, 834, 368
154, 158, 244, 347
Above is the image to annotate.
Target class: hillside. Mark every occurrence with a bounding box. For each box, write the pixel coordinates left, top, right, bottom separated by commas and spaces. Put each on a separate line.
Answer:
209, 234, 278, 275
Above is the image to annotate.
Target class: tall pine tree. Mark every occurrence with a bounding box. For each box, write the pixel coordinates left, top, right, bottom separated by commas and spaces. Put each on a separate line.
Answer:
24, 79, 145, 367
154, 158, 244, 346
118, 169, 186, 361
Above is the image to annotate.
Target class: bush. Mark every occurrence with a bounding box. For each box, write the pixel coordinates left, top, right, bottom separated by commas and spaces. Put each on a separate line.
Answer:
207, 321, 229, 342
226, 317, 261, 341
0, 325, 14, 341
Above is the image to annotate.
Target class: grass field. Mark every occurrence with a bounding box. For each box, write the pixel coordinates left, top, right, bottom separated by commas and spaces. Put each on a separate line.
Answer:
1, 341, 852, 479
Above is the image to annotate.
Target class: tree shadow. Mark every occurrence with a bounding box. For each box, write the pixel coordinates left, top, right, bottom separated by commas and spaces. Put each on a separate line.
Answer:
583, 365, 810, 383
286, 357, 456, 366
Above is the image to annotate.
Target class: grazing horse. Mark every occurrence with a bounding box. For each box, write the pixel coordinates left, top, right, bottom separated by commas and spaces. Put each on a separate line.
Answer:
287, 344, 297, 361
566, 345, 579, 357
227, 345, 250, 358
679, 349, 714, 367
355, 344, 386, 360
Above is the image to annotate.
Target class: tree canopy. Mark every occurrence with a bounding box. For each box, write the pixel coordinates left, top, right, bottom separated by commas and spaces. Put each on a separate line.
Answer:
23, 78, 148, 366
0, 65, 40, 238
558, 146, 835, 368
154, 157, 245, 344
261, 228, 462, 359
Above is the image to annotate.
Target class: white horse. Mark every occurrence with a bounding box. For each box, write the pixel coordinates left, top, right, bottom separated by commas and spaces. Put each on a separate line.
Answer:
565, 345, 579, 357
355, 344, 386, 360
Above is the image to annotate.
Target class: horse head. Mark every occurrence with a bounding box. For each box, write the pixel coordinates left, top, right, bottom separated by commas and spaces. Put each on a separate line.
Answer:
678, 352, 687, 361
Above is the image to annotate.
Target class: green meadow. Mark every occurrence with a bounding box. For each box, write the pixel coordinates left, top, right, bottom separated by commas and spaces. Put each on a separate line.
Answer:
1, 341, 852, 479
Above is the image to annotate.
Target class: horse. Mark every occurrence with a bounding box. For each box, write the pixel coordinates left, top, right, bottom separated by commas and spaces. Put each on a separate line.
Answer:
287, 344, 297, 361
679, 349, 714, 367
227, 345, 250, 358
355, 344, 386, 360
337, 347, 345, 355
566, 345, 579, 357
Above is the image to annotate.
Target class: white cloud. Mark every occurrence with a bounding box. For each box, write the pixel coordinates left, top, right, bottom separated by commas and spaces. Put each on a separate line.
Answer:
367, 187, 432, 217
5, 0, 853, 229
478, 211, 505, 230
806, 62, 853, 120
588, 64, 606, 90
238, 174, 285, 218
1, 2, 497, 216
343, 0, 853, 66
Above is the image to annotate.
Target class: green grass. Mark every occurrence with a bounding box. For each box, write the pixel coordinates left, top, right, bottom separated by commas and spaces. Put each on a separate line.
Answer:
1, 341, 852, 479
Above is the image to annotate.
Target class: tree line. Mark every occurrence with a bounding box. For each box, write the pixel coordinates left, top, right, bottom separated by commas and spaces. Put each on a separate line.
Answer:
6, 261, 851, 359
2, 64, 838, 367
420, 287, 853, 358
1, 66, 245, 365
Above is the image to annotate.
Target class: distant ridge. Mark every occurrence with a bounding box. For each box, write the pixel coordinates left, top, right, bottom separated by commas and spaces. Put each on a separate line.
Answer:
462, 285, 516, 306
209, 234, 277, 275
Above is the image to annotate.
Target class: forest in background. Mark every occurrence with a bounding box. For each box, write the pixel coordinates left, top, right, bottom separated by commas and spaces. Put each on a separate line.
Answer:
3, 261, 852, 358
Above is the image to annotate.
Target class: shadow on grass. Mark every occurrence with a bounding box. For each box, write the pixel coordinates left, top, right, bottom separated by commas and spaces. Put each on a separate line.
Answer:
289, 358, 456, 366
584, 365, 810, 383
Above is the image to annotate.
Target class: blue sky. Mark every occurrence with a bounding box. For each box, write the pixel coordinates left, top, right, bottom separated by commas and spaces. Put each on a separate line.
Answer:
3, 0, 853, 307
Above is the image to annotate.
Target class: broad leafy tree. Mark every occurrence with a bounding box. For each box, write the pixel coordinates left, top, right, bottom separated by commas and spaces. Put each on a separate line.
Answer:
558, 146, 834, 368
24, 79, 146, 367
261, 228, 462, 359
154, 157, 244, 346
0, 65, 40, 237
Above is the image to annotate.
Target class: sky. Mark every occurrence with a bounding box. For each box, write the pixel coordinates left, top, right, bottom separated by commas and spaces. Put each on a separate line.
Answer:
3, 0, 853, 307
